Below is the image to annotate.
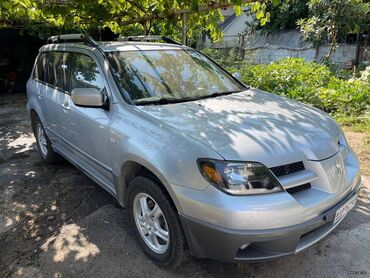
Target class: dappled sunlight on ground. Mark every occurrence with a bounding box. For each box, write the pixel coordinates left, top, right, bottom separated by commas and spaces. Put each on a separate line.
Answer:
41, 224, 100, 263
10, 266, 42, 278
6, 132, 35, 154
0, 214, 19, 234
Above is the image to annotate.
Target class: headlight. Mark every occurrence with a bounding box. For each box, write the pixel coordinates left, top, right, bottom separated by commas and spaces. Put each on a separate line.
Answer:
198, 159, 283, 195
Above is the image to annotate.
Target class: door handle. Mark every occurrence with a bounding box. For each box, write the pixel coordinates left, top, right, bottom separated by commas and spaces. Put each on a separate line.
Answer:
61, 103, 71, 111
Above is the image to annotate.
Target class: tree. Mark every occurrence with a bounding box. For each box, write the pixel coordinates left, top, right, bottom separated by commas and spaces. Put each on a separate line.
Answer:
254, 0, 309, 33
0, 0, 276, 42
297, 0, 370, 59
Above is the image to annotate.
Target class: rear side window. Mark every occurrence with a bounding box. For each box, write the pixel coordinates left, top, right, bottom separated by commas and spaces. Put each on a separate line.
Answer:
33, 51, 69, 92
69, 53, 104, 91
46, 52, 69, 91
33, 53, 47, 82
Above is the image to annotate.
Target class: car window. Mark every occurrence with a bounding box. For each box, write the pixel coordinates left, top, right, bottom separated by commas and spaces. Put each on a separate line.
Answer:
33, 53, 47, 82
45, 52, 69, 91
69, 53, 104, 92
107, 49, 244, 103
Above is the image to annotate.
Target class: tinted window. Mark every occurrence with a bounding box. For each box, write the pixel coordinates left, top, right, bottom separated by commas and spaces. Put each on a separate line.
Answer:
33, 52, 69, 91
69, 53, 104, 91
45, 52, 69, 90
33, 53, 47, 82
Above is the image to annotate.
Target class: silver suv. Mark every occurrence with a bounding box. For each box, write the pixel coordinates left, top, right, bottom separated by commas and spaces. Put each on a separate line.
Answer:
27, 34, 361, 267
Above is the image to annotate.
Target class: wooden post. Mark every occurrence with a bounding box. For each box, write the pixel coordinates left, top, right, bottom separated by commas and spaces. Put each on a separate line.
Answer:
182, 13, 187, 45
353, 19, 361, 76
239, 34, 245, 60
364, 34, 368, 61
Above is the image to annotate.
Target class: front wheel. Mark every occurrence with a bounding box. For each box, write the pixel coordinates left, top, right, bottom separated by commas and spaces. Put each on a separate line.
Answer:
127, 176, 187, 268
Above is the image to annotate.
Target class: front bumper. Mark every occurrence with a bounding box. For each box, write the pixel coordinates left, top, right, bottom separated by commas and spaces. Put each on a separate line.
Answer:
179, 182, 361, 262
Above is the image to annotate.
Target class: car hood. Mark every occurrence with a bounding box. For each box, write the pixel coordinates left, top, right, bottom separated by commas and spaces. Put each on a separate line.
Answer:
136, 89, 341, 167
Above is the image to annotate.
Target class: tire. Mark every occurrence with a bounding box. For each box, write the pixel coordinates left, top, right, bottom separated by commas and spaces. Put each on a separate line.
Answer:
127, 176, 188, 268
32, 115, 62, 163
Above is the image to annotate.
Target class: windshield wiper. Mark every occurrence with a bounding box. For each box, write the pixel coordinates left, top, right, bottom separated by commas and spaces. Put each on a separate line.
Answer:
134, 90, 242, 105
134, 97, 192, 105
189, 90, 241, 101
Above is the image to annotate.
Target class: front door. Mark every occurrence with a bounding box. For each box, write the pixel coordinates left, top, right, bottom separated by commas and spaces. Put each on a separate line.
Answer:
60, 51, 113, 188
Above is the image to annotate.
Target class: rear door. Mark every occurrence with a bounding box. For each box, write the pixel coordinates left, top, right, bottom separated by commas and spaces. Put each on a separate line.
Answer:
30, 53, 50, 126
31, 51, 70, 143
42, 51, 70, 140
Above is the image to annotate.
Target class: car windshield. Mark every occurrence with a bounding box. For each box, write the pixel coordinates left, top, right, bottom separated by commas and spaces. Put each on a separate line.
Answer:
107, 49, 245, 105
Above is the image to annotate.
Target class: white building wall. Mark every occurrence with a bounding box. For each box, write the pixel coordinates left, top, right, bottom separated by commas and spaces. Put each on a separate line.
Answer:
208, 25, 357, 66
250, 44, 357, 66
204, 8, 253, 48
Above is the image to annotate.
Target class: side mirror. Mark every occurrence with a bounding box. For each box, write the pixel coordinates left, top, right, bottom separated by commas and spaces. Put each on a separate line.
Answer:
71, 88, 104, 107
232, 72, 241, 80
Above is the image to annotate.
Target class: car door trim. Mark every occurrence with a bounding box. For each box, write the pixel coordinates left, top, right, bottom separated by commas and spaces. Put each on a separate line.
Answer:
46, 126, 113, 172
53, 142, 117, 196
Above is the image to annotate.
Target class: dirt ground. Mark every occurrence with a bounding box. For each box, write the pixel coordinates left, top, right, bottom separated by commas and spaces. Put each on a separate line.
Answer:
0, 94, 369, 278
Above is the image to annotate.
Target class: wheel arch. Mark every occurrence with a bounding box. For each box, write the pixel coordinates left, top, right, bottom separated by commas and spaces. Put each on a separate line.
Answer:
30, 108, 38, 131
115, 159, 182, 213
28, 102, 46, 132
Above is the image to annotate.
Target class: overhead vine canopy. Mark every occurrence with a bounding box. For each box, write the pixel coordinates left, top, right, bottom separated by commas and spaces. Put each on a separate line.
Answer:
0, 0, 274, 41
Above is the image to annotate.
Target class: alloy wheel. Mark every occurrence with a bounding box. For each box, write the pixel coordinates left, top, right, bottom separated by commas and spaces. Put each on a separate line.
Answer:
37, 123, 48, 156
133, 193, 170, 254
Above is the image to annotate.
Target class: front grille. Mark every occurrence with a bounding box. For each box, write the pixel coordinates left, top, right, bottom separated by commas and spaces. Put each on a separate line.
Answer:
286, 183, 311, 194
270, 161, 305, 177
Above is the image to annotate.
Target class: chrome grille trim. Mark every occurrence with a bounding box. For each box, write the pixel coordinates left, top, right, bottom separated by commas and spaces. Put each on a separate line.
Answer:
278, 170, 318, 189
286, 183, 312, 194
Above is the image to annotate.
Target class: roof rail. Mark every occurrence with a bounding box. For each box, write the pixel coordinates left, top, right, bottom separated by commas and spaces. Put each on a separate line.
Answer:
46, 34, 98, 47
117, 35, 182, 45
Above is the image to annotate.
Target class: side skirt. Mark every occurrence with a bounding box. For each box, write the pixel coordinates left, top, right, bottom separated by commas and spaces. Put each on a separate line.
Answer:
53, 143, 121, 205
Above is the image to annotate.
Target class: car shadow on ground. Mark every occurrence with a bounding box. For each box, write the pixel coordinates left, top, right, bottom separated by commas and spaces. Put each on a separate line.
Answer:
0, 94, 369, 278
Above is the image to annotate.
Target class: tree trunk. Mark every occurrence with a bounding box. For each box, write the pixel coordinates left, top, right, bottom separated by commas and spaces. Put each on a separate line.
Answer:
314, 45, 320, 61
354, 27, 361, 76
326, 28, 338, 60
238, 34, 245, 60
326, 36, 337, 60
364, 33, 368, 61
182, 13, 187, 45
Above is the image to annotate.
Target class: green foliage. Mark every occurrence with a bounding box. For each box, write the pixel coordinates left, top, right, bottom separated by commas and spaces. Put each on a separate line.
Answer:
230, 58, 369, 119
297, 16, 327, 48
254, 0, 309, 32
320, 57, 352, 80
239, 58, 332, 102
201, 48, 246, 68
250, 2, 271, 26
359, 66, 370, 83
0, 0, 275, 43
297, 0, 370, 57
334, 115, 370, 132
317, 77, 369, 117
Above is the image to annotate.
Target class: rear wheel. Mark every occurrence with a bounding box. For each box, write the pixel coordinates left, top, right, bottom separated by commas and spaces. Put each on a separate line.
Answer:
32, 115, 62, 163
128, 176, 187, 268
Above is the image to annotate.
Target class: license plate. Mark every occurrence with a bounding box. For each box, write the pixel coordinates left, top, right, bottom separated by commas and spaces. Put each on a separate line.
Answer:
334, 195, 357, 224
